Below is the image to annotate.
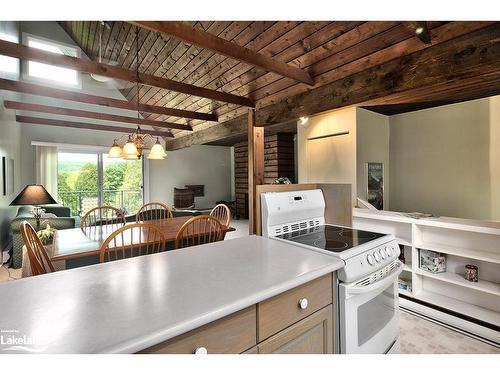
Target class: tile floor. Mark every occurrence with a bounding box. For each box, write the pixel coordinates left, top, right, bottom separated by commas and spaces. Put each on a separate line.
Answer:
399, 310, 500, 354
1, 219, 499, 354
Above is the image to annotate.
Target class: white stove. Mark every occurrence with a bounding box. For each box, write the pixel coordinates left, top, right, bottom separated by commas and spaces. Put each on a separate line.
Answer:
261, 189, 402, 354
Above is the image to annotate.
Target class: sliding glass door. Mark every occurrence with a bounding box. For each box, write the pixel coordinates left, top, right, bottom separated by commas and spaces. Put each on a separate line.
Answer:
102, 154, 143, 216
57, 151, 144, 217
57, 152, 99, 217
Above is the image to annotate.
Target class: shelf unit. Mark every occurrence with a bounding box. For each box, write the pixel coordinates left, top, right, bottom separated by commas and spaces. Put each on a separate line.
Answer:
353, 208, 500, 343
414, 269, 500, 297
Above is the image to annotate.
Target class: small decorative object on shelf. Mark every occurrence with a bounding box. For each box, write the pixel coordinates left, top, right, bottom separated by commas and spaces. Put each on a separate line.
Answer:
398, 244, 405, 264
404, 212, 439, 219
272, 177, 292, 184
464, 264, 479, 282
419, 249, 446, 273
398, 278, 412, 293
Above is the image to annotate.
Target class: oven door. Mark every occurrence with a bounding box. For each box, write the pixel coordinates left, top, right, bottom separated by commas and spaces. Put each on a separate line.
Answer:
339, 261, 403, 354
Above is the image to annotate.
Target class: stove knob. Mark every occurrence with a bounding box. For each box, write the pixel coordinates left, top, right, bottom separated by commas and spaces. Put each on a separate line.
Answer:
366, 253, 374, 265
373, 251, 380, 263
386, 246, 392, 257
380, 248, 387, 260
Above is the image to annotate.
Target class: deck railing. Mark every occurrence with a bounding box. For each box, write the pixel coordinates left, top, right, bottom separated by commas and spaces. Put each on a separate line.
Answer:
58, 190, 143, 217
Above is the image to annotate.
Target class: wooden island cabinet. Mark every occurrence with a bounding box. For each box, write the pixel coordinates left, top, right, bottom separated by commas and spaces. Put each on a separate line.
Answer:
140, 273, 336, 354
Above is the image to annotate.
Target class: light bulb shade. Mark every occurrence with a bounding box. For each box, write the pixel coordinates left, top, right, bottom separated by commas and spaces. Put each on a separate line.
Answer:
107, 141, 123, 158
123, 140, 139, 158
148, 143, 167, 159
10, 185, 57, 206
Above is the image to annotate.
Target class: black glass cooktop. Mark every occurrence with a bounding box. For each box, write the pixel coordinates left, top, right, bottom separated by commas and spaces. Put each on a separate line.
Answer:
276, 225, 385, 253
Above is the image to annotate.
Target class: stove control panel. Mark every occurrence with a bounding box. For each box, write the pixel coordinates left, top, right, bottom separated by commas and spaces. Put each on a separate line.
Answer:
339, 239, 400, 283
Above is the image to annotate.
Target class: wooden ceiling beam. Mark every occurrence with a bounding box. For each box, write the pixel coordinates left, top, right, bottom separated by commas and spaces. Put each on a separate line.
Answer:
129, 21, 315, 86
165, 23, 500, 150
3, 101, 192, 131
16, 115, 174, 137
0, 39, 254, 107
0, 78, 215, 122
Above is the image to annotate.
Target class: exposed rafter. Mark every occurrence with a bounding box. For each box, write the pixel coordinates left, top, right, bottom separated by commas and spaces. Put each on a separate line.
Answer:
129, 21, 314, 85
0, 39, 254, 107
16, 115, 174, 137
165, 23, 500, 150
4, 101, 192, 131
0, 78, 215, 121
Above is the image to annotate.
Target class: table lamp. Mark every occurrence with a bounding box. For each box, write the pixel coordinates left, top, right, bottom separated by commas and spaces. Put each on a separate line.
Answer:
10, 185, 57, 230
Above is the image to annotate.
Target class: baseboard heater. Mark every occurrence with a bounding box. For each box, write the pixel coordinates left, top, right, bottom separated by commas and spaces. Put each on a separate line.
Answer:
400, 293, 500, 347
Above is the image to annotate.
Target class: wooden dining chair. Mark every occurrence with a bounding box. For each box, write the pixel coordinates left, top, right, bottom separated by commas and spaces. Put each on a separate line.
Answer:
80, 205, 125, 234
99, 223, 167, 263
174, 215, 224, 250
210, 203, 231, 227
136, 202, 173, 223
19, 221, 55, 276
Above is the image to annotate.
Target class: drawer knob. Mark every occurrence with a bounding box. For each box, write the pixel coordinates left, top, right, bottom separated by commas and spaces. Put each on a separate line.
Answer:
194, 346, 208, 354
298, 298, 309, 310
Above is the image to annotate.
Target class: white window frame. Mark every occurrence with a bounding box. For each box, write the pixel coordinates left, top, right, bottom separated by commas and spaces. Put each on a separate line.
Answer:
22, 33, 82, 89
32, 141, 150, 209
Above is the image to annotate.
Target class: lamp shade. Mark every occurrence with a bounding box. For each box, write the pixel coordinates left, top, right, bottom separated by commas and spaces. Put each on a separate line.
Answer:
10, 185, 57, 206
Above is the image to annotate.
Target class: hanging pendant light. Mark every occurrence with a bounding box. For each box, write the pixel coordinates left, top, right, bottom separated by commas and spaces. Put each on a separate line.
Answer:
108, 139, 123, 158
106, 26, 167, 161
123, 135, 139, 159
148, 137, 167, 159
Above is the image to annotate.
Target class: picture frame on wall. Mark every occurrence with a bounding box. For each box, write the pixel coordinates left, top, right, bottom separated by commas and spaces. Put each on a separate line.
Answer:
2, 157, 14, 196
366, 162, 384, 210
0, 157, 3, 196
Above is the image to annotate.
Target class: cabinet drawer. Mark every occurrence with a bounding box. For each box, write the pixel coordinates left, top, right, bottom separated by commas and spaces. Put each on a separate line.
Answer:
258, 305, 333, 354
140, 306, 256, 354
258, 274, 332, 341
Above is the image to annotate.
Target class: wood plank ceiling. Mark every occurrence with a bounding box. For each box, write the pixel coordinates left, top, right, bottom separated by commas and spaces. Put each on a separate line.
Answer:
58, 21, 496, 145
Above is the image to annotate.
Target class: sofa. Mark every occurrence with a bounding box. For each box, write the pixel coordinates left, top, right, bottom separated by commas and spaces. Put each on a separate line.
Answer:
10, 205, 76, 269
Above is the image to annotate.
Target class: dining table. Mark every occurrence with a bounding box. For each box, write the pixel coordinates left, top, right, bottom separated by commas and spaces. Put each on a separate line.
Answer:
49, 216, 235, 269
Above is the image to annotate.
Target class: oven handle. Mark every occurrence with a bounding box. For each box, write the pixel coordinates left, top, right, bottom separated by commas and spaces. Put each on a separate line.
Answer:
344, 261, 403, 295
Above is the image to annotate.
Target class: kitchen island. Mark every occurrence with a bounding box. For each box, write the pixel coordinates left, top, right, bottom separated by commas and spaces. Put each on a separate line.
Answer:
0, 235, 344, 354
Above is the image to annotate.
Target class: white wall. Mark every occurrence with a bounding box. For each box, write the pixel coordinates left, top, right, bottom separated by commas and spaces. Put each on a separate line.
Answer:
356, 108, 390, 209
389, 98, 495, 220
0, 21, 21, 208
297, 107, 357, 204
490, 96, 500, 219
149, 145, 232, 208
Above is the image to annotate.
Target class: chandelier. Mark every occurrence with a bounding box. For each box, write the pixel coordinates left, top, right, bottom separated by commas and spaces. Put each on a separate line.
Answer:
108, 127, 167, 160
107, 26, 167, 161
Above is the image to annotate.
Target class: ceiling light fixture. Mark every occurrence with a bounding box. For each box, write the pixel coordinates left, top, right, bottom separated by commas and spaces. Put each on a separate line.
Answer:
415, 26, 424, 35
107, 27, 167, 161
299, 116, 309, 126
91, 21, 113, 83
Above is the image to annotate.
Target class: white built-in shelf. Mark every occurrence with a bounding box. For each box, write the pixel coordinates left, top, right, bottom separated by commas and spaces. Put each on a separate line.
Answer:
353, 207, 500, 339
398, 289, 413, 297
415, 242, 500, 265
414, 269, 500, 296
354, 208, 500, 236
402, 264, 412, 272
396, 238, 412, 247
354, 209, 415, 224
415, 290, 500, 325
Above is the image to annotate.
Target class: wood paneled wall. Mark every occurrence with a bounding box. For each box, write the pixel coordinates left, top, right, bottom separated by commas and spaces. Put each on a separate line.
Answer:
234, 133, 295, 219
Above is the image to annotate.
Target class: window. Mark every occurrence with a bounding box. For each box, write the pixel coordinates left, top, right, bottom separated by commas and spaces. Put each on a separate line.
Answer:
0, 32, 19, 75
57, 151, 144, 217
23, 34, 80, 87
